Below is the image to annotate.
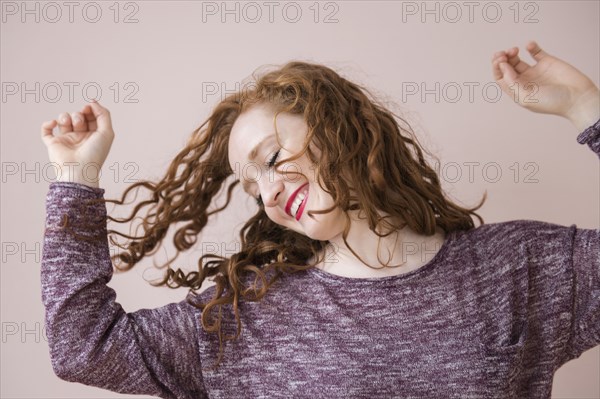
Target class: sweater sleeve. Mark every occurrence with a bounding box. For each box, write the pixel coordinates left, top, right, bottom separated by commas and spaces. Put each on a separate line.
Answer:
567, 117, 600, 357
531, 120, 600, 366
41, 182, 208, 399
563, 225, 600, 361
516, 220, 600, 370
576, 117, 600, 158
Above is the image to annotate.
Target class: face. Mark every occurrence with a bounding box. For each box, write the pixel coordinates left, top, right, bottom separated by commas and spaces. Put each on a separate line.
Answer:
227, 102, 346, 241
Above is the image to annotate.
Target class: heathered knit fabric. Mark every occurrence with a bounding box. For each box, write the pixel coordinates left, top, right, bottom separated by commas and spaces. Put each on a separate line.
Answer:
41, 119, 600, 399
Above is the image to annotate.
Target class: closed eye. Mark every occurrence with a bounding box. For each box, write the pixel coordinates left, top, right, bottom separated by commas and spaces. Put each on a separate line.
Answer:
255, 149, 281, 206
267, 149, 281, 168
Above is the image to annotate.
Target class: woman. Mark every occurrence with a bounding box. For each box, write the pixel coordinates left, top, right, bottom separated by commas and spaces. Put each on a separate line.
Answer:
40, 41, 599, 398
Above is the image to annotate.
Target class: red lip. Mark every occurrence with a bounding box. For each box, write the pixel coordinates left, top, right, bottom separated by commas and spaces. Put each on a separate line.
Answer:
285, 183, 309, 217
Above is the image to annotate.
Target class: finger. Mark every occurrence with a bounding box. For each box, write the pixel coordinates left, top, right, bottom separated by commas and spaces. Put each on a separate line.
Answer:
506, 46, 531, 74
57, 112, 72, 134
40, 119, 57, 145
526, 40, 548, 61
499, 62, 518, 85
81, 103, 98, 132
491, 51, 506, 62
505, 47, 518, 57
492, 55, 507, 80
88, 100, 113, 134
70, 111, 87, 133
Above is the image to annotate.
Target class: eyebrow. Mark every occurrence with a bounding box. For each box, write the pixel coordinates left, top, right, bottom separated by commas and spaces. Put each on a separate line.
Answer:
240, 134, 276, 193
249, 134, 275, 161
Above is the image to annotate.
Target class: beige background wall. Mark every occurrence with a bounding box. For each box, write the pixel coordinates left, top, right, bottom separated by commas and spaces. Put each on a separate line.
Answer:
1, 1, 598, 397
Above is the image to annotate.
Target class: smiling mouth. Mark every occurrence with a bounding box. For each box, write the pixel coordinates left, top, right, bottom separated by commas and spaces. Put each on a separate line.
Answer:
291, 187, 309, 219
286, 183, 309, 219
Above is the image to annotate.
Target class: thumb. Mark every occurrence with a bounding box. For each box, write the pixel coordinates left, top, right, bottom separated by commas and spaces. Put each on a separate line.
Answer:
88, 99, 114, 133
499, 62, 518, 85
526, 40, 548, 62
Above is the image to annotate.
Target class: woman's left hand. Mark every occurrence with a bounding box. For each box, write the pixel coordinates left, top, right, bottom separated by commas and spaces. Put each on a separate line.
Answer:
492, 40, 599, 131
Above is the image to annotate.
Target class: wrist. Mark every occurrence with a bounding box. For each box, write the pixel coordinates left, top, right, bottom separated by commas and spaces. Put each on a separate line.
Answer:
56, 176, 100, 189
55, 164, 100, 189
565, 87, 600, 132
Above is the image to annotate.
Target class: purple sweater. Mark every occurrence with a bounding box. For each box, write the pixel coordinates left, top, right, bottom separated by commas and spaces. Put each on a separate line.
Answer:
42, 120, 600, 399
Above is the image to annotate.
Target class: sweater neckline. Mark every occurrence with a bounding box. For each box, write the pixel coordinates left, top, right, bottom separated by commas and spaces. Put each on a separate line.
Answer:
305, 229, 457, 285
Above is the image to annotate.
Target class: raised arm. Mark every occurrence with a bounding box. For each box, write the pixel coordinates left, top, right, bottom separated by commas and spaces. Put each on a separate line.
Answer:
490, 41, 600, 365
40, 102, 208, 398
41, 182, 207, 398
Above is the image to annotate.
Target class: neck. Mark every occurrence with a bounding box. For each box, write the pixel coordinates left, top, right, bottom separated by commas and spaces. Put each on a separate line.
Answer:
311, 209, 446, 278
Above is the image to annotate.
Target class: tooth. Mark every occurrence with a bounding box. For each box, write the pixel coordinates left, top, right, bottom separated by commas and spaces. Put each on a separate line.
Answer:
292, 189, 308, 217
292, 197, 302, 215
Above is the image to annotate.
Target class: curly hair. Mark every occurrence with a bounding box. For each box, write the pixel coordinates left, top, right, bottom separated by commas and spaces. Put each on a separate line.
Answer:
58, 60, 487, 371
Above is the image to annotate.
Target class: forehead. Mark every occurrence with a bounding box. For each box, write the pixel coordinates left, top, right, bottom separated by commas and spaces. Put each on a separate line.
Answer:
227, 104, 279, 192
228, 104, 277, 165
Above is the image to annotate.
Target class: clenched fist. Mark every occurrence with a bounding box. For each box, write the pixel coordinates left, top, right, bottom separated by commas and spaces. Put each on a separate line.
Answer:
40, 100, 115, 188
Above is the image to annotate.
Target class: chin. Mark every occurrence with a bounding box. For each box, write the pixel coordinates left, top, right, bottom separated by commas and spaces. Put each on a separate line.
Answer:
299, 223, 339, 241
283, 208, 343, 241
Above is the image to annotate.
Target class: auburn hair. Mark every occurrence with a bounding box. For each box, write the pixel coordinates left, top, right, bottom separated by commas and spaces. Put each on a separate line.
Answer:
57, 61, 486, 371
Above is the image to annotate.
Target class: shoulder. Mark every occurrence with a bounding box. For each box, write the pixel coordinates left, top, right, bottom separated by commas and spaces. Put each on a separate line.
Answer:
450, 219, 578, 270
455, 218, 575, 247
185, 283, 217, 309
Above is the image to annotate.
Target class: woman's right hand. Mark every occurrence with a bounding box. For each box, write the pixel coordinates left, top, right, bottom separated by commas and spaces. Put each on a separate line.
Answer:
41, 100, 115, 188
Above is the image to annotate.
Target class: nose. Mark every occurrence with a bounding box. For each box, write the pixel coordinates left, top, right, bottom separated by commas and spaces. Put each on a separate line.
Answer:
258, 171, 285, 207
